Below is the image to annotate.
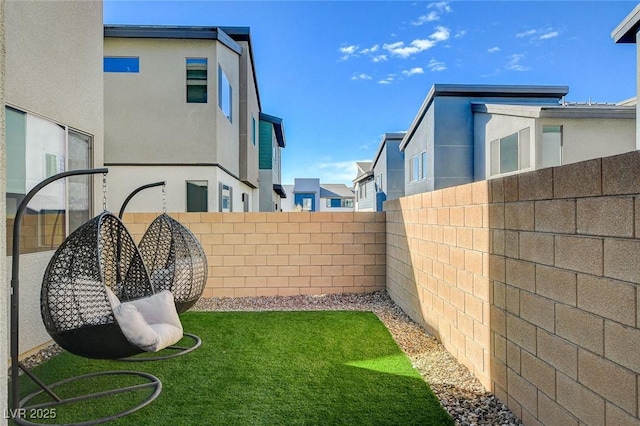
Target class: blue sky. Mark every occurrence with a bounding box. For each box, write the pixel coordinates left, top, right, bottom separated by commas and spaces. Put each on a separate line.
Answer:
104, 1, 638, 186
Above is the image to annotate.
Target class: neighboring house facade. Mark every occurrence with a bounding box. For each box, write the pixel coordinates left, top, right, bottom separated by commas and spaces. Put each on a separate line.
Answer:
613, 3, 640, 148
258, 112, 286, 211
281, 179, 354, 212
103, 25, 261, 213
473, 102, 635, 180
401, 84, 569, 195
5, 1, 104, 357
371, 133, 405, 211
401, 84, 635, 195
353, 161, 374, 211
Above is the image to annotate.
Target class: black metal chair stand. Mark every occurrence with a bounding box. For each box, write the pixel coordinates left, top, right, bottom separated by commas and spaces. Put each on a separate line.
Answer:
9, 169, 162, 426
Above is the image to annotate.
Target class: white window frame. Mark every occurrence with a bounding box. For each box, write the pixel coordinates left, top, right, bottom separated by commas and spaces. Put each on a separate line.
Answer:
489, 127, 532, 178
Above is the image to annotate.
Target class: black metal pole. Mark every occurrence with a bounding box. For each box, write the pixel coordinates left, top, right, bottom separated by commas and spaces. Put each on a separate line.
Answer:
10, 168, 108, 411
118, 181, 165, 219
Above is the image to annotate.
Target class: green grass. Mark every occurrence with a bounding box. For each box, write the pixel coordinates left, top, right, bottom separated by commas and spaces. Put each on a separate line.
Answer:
17, 311, 453, 425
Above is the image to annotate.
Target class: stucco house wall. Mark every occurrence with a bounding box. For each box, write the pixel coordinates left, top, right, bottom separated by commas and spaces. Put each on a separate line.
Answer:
104, 26, 260, 213
474, 104, 635, 180
5, 0, 104, 357
401, 85, 569, 196
0, 0, 7, 419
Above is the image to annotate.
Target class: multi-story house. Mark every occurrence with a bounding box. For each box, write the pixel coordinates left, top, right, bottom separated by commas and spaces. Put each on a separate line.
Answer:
258, 112, 287, 211
371, 133, 405, 211
353, 162, 374, 211
103, 25, 262, 213
401, 84, 635, 195
5, 0, 104, 357
281, 179, 354, 212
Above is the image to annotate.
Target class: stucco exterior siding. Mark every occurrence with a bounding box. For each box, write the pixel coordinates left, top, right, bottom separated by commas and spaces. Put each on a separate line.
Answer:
475, 113, 536, 180
476, 109, 635, 180
5, 0, 104, 359
0, 1, 6, 417
105, 165, 254, 213
539, 117, 635, 166
237, 39, 260, 188
104, 38, 241, 169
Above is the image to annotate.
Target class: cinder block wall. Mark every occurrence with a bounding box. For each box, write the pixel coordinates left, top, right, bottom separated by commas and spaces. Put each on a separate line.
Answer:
123, 211, 386, 298
386, 151, 640, 425
386, 181, 493, 387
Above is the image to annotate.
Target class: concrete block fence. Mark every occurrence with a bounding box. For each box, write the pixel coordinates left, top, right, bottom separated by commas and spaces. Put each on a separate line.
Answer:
386, 150, 640, 425
122, 211, 386, 298
121, 150, 640, 425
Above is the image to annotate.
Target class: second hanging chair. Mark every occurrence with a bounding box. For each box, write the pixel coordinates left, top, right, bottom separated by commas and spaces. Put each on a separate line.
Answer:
137, 213, 208, 314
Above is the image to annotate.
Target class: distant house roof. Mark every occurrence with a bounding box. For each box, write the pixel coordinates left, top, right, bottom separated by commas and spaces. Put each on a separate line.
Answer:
319, 184, 355, 199
273, 183, 287, 198
471, 102, 635, 119
612, 4, 640, 43
399, 84, 569, 151
353, 161, 373, 184
372, 132, 405, 169
259, 112, 286, 147
104, 24, 261, 110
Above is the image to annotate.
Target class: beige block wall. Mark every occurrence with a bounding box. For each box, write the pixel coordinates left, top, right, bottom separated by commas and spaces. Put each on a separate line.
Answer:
386, 150, 640, 425
386, 181, 493, 388
123, 211, 386, 298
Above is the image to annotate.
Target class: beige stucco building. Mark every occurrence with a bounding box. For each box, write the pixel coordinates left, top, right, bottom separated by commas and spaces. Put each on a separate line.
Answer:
4, 0, 104, 366
473, 102, 636, 180
104, 26, 261, 214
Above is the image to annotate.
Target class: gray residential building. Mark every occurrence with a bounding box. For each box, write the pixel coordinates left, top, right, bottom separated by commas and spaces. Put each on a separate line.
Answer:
371, 133, 405, 211
281, 179, 354, 212
353, 162, 374, 212
401, 84, 635, 196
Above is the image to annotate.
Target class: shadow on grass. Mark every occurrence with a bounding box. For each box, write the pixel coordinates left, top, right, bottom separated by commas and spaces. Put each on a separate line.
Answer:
16, 311, 453, 425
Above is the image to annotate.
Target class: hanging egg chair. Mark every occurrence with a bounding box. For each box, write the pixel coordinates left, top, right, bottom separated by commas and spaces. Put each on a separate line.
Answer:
137, 213, 208, 314
40, 211, 184, 359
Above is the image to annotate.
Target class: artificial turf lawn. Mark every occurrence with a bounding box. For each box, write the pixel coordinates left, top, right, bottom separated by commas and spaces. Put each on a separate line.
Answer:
17, 311, 454, 425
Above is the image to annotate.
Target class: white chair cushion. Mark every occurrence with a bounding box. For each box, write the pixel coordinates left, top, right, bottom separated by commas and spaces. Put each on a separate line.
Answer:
113, 290, 183, 352
105, 287, 121, 308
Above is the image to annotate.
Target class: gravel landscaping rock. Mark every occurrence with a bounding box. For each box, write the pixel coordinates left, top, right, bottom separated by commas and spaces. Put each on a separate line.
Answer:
21, 290, 521, 425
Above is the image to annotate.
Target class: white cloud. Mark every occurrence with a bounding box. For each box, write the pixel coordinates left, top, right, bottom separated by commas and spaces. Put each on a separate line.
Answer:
428, 59, 446, 72
351, 73, 372, 81
428, 1, 451, 13
316, 160, 364, 183
454, 30, 466, 39
383, 26, 450, 58
516, 29, 537, 38
402, 67, 425, 76
412, 11, 440, 26
517, 28, 559, 41
339, 44, 359, 60
487, 46, 501, 53
359, 44, 379, 54
378, 74, 396, 85
430, 26, 450, 42
506, 54, 529, 71
539, 31, 559, 40
372, 54, 388, 63
339, 45, 359, 54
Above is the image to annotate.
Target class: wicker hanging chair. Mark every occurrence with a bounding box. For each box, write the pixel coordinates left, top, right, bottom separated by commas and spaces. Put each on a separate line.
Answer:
137, 213, 208, 314
41, 211, 183, 359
